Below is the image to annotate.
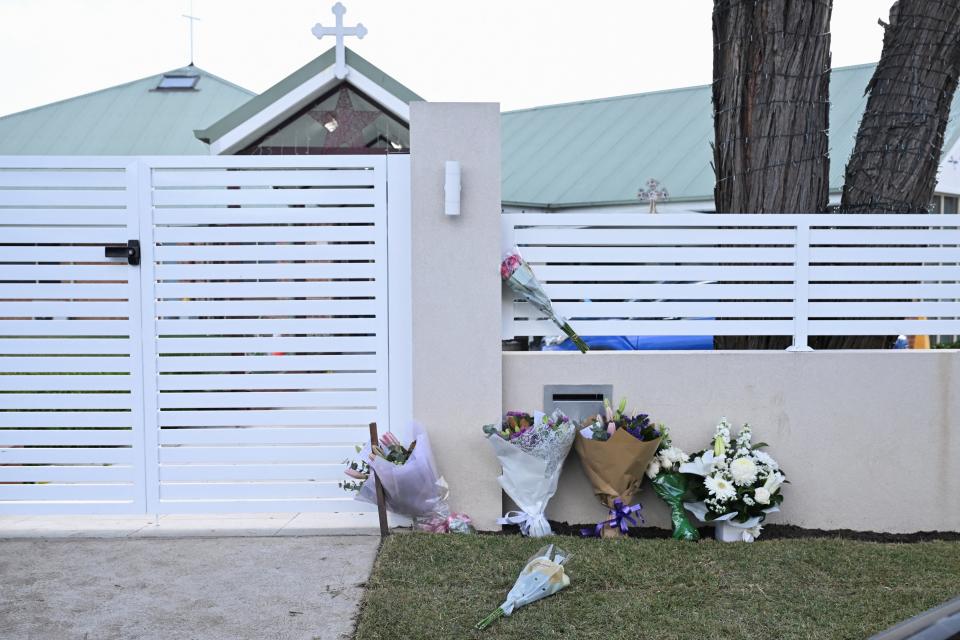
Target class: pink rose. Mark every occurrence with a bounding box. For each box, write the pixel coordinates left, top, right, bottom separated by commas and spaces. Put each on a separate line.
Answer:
500, 254, 522, 280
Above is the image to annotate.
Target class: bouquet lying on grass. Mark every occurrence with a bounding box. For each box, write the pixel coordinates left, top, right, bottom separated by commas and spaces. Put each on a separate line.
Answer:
575, 398, 662, 537
501, 247, 588, 353
483, 409, 576, 537
341, 422, 474, 534
476, 544, 571, 630
680, 418, 785, 542
644, 428, 699, 541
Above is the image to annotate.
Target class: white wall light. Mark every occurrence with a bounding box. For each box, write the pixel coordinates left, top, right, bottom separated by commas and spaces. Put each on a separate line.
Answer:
444, 160, 461, 216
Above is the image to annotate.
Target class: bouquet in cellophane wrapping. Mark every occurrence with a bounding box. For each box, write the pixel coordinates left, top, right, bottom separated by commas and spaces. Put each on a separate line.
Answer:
483, 410, 576, 537
644, 428, 699, 541
500, 247, 589, 353
341, 422, 474, 534
476, 544, 571, 630
575, 398, 662, 537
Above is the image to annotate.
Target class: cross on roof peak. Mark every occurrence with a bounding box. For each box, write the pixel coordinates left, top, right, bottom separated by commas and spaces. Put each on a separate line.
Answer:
311, 2, 367, 80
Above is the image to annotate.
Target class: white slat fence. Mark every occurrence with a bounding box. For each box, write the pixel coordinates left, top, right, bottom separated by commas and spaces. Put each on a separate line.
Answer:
502, 213, 960, 348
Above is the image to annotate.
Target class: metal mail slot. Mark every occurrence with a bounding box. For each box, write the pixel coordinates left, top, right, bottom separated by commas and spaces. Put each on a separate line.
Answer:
543, 384, 612, 422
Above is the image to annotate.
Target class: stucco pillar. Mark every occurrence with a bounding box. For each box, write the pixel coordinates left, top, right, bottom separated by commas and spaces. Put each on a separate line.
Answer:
409, 103, 502, 529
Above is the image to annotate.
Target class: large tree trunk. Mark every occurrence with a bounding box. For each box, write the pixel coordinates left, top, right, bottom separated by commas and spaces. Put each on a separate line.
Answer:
841, 1, 960, 213
819, 1, 960, 350
712, 0, 832, 349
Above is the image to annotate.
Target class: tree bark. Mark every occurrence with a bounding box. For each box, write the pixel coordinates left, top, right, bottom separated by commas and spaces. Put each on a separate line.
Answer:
840, 1, 960, 214
712, 0, 832, 349
821, 1, 960, 350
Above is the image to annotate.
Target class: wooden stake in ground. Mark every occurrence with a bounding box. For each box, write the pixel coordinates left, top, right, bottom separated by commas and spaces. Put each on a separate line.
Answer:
368, 422, 390, 537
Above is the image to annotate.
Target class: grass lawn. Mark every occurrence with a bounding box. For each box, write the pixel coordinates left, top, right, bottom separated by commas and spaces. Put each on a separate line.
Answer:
353, 533, 960, 640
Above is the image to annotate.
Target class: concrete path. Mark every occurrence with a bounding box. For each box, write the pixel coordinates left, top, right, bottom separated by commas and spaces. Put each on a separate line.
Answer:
0, 535, 380, 640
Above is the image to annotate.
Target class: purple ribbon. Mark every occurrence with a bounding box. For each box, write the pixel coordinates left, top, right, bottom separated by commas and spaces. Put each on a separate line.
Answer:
581, 498, 644, 537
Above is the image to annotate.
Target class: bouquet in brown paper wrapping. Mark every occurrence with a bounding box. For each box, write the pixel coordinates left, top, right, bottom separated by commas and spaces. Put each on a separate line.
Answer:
575, 398, 662, 538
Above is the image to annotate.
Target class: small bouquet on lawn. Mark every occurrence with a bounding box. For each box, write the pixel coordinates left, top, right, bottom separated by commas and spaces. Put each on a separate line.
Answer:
500, 247, 589, 353
483, 410, 577, 537
476, 544, 571, 630
680, 418, 785, 542
575, 398, 662, 537
644, 429, 700, 541
341, 422, 474, 534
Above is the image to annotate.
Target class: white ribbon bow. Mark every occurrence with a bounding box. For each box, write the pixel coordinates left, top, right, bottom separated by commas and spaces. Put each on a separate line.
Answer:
497, 510, 552, 537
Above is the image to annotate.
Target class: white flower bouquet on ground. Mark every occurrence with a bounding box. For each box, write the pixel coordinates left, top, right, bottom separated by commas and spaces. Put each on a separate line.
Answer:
483, 410, 577, 537
679, 418, 786, 542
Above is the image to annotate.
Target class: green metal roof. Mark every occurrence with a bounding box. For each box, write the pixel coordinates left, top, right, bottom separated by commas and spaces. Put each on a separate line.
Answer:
0, 66, 254, 155
501, 63, 960, 209
195, 47, 423, 145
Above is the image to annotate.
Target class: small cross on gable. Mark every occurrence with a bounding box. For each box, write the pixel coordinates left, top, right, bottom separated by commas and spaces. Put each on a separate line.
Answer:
311, 2, 367, 80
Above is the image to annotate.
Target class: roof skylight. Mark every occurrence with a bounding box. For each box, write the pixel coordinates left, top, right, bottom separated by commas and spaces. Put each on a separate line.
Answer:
156, 74, 199, 90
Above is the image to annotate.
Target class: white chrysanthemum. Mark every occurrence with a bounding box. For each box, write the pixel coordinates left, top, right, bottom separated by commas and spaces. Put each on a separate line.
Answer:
753, 450, 779, 471
646, 460, 661, 479
730, 457, 758, 486
705, 474, 736, 501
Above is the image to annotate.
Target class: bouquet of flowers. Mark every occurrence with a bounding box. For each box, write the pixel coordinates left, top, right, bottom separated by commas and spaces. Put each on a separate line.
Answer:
500, 247, 589, 353
341, 422, 474, 534
483, 409, 577, 537
575, 398, 663, 537
644, 429, 699, 541
475, 544, 571, 630
679, 418, 786, 542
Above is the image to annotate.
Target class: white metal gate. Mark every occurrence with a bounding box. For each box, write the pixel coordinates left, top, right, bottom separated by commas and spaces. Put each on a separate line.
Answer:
0, 155, 410, 515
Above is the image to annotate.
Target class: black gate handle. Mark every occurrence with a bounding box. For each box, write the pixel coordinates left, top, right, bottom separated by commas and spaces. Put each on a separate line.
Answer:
105, 240, 141, 266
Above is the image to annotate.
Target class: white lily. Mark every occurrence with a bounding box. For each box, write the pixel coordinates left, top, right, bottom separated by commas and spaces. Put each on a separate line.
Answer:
678, 449, 718, 477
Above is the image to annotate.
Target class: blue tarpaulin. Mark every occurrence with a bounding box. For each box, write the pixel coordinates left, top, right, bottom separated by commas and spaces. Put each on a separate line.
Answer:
543, 335, 714, 351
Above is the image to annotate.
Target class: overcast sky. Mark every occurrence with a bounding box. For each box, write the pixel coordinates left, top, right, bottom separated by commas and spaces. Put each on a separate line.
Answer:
0, 0, 895, 117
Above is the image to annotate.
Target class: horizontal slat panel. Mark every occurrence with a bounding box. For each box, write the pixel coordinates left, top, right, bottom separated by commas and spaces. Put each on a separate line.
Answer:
0, 228, 127, 244
520, 246, 795, 263
0, 411, 133, 427
158, 426, 367, 445
809, 284, 960, 299
809, 302, 960, 317
153, 224, 377, 244
809, 229, 960, 245
156, 299, 377, 318
532, 265, 795, 281
0, 209, 126, 225
513, 228, 795, 245
153, 187, 375, 207
154, 208, 379, 226
158, 409, 376, 427
0, 338, 133, 355
158, 390, 377, 409
809, 265, 960, 281
0, 283, 130, 298
156, 318, 377, 334
157, 372, 377, 391
0, 374, 132, 391
152, 169, 376, 188
159, 444, 356, 463
0, 264, 130, 280
512, 319, 793, 336
0, 301, 131, 317
159, 463, 345, 483
156, 336, 376, 354
538, 283, 796, 300
810, 247, 960, 262
155, 243, 375, 262
0, 171, 126, 188
155, 280, 376, 299
0, 446, 134, 464
0, 465, 134, 483
0, 483, 135, 501
0, 319, 131, 335
0, 429, 134, 446
0, 392, 132, 409
534, 301, 793, 318
0, 357, 132, 373
0, 246, 127, 261
0, 189, 126, 206
159, 482, 346, 501
0, 502, 140, 514
809, 320, 960, 334
154, 262, 376, 281
157, 354, 376, 373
